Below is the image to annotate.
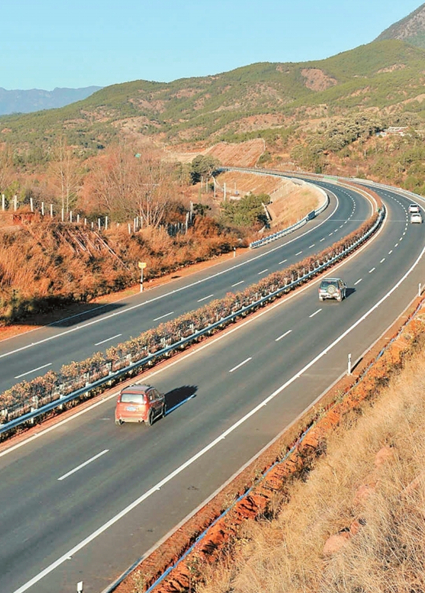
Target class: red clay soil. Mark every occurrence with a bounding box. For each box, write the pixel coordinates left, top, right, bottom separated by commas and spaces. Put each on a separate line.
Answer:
112, 294, 425, 593
0, 247, 248, 342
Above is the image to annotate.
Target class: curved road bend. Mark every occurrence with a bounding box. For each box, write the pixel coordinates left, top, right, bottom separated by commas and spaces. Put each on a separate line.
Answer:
1, 188, 425, 593
0, 182, 371, 393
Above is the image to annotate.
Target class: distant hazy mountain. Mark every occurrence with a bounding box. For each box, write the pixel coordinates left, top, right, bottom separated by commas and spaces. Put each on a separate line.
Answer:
376, 3, 425, 48
0, 86, 102, 115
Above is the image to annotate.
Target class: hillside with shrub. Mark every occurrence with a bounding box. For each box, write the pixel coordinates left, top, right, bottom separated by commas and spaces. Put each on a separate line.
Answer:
1, 40, 425, 154
2, 39, 425, 196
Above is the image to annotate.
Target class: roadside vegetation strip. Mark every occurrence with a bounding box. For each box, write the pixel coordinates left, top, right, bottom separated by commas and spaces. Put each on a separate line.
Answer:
114, 278, 425, 593
0, 210, 382, 437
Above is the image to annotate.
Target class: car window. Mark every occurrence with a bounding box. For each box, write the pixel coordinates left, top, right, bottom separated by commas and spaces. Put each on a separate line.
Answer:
121, 392, 146, 404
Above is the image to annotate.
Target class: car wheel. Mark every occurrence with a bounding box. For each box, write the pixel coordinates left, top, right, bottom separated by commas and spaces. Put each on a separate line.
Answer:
115, 419, 123, 426
147, 410, 154, 426
319, 296, 323, 302
161, 403, 166, 418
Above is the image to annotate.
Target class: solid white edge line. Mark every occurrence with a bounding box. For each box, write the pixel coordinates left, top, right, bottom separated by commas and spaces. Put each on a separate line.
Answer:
15, 211, 424, 593
94, 334, 122, 347
229, 358, 252, 373
15, 363, 52, 380
58, 450, 109, 481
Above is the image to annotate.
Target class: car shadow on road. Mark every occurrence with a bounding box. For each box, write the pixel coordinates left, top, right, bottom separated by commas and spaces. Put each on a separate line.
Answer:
165, 385, 198, 416
346, 287, 356, 299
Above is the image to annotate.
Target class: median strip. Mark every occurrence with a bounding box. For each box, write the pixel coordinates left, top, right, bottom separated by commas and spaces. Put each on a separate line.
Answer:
0, 207, 384, 436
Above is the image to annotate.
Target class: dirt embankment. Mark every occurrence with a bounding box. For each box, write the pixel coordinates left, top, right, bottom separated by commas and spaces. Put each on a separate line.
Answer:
165, 139, 266, 168
216, 170, 321, 228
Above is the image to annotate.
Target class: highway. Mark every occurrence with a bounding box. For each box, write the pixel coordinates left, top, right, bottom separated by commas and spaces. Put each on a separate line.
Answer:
1, 183, 425, 593
0, 180, 370, 393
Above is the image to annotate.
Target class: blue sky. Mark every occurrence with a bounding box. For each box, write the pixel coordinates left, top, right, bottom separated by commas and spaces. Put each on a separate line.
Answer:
2, 0, 423, 90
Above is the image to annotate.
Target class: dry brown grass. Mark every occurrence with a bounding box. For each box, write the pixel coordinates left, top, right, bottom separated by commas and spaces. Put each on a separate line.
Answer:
197, 350, 425, 593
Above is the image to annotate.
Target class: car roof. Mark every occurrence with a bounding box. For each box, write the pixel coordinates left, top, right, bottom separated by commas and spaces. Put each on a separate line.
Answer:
121, 384, 152, 393
321, 277, 342, 282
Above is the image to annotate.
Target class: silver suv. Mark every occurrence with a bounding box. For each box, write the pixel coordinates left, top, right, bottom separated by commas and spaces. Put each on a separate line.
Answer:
318, 278, 347, 302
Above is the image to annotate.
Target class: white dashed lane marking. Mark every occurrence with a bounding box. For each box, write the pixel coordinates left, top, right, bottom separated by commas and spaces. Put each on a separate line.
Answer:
198, 294, 214, 303
229, 358, 252, 373
15, 363, 52, 379
309, 309, 322, 319
94, 333, 122, 346
276, 330, 292, 342
58, 450, 109, 481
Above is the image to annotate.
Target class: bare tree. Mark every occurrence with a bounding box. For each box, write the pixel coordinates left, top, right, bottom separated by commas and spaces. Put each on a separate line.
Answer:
84, 143, 175, 226
49, 138, 81, 213
0, 145, 16, 195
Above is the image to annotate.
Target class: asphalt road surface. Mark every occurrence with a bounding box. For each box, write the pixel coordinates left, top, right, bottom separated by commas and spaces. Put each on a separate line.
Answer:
0, 179, 371, 393
1, 182, 425, 593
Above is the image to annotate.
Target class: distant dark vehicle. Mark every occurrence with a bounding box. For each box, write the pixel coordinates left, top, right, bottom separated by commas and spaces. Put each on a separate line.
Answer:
318, 278, 347, 302
115, 384, 166, 426
306, 211, 316, 221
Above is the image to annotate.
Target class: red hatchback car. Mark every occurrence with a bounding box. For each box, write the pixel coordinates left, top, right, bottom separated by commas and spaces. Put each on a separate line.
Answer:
115, 384, 166, 426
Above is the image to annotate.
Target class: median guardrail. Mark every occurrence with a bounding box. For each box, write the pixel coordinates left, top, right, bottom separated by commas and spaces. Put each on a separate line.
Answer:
0, 206, 385, 437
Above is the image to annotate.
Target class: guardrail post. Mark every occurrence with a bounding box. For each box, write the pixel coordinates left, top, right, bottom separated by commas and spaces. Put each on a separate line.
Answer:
419, 283, 422, 297
348, 353, 352, 376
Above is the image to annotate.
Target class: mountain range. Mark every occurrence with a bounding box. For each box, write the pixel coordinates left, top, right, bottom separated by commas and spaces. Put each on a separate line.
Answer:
2, 4, 425, 150
0, 86, 102, 116
377, 2, 425, 47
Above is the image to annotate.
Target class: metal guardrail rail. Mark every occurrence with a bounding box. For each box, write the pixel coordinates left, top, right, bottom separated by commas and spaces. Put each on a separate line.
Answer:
215, 167, 330, 249
0, 206, 385, 436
